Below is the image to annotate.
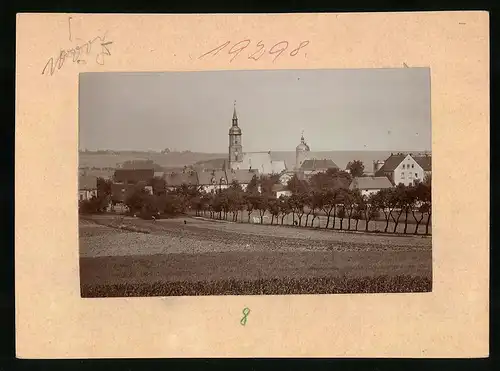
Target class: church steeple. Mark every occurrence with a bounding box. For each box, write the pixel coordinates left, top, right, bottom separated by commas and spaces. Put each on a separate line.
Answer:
229, 100, 242, 168
295, 130, 310, 170
232, 100, 238, 125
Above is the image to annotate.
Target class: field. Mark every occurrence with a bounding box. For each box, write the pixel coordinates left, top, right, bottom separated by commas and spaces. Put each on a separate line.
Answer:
79, 214, 432, 297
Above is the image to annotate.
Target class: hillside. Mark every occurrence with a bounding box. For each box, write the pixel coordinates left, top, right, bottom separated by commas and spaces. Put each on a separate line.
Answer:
79, 150, 399, 172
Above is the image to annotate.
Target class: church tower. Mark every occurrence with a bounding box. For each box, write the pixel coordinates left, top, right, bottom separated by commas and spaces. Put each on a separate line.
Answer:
228, 101, 243, 169
295, 131, 310, 170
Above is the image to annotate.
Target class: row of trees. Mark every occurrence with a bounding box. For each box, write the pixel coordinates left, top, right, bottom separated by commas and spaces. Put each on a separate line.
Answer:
191, 171, 431, 235
112, 168, 431, 235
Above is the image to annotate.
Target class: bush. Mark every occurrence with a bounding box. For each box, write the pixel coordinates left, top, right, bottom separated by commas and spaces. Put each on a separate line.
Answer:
79, 195, 109, 214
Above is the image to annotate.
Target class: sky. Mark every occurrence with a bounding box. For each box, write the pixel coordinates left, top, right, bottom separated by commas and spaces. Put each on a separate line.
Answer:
79, 68, 431, 153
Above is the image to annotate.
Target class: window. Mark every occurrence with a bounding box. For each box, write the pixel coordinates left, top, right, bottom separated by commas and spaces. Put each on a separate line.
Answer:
415, 173, 418, 177
402, 164, 405, 169
401, 172, 404, 178
411, 164, 414, 168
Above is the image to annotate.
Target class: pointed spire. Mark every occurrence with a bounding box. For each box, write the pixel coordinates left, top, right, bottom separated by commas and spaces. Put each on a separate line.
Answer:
232, 100, 238, 121
301, 130, 305, 142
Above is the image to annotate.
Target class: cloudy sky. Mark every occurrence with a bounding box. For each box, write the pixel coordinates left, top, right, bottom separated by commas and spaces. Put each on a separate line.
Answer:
79, 68, 431, 152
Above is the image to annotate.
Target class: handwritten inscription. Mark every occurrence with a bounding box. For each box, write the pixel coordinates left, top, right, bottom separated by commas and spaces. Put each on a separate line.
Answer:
199, 40, 309, 63
42, 18, 113, 76
240, 307, 251, 326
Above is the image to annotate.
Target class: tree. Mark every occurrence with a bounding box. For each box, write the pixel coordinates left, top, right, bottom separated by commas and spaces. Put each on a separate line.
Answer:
423, 182, 432, 235
125, 185, 151, 214
372, 189, 392, 233
402, 186, 417, 234
96, 177, 112, 198
306, 191, 323, 227
260, 174, 280, 195
79, 195, 108, 214
320, 189, 337, 229
278, 195, 292, 225
268, 198, 280, 225
337, 206, 346, 230
256, 194, 270, 224
228, 182, 245, 222
352, 207, 363, 231
346, 160, 365, 177
246, 175, 259, 194
389, 184, 406, 233
361, 193, 380, 232
423, 173, 432, 186
289, 193, 306, 226
243, 175, 260, 223
286, 174, 309, 195
343, 189, 361, 230
244, 193, 257, 222
149, 176, 166, 196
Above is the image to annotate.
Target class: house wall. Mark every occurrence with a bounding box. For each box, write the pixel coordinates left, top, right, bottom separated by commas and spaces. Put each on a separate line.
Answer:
279, 173, 293, 185
393, 155, 425, 186
276, 190, 292, 198
360, 189, 380, 197
78, 189, 97, 201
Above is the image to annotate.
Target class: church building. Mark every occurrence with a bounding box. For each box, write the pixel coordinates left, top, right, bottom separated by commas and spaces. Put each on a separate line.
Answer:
228, 102, 287, 175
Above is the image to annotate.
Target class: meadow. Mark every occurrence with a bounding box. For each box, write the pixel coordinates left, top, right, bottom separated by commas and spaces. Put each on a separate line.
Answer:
79, 215, 432, 297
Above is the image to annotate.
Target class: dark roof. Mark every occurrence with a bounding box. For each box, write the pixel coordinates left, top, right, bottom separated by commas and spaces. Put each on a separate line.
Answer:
197, 170, 228, 185
193, 158, 227, 170
375, 153, 432, 174
164, 171, 199, 187
226, 169, 259, 184
375, 154, 406, 173
413, 156, 432, 171
349, 176, 393, 191
300, 159, 339, 171
79, 175, 97, 190
272, 184, 288, 192
120, 160, 162, 171
114, 169, 154, 183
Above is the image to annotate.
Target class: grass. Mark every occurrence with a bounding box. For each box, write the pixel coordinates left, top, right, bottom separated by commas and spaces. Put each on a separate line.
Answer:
81, 275, 432, 297
79, 216, 432, 297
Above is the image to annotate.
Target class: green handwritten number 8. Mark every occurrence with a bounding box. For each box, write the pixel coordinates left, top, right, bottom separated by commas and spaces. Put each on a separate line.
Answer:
240, 307, 251, 326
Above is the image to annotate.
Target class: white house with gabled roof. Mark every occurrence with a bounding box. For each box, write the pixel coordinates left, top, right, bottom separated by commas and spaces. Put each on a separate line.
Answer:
375, 153, 429, 186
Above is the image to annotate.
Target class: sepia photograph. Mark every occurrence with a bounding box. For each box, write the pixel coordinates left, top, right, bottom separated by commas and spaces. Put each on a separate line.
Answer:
78, 68, 432, 297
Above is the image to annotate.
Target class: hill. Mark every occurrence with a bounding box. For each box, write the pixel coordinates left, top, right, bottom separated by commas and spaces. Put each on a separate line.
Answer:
79, 150, 407, 173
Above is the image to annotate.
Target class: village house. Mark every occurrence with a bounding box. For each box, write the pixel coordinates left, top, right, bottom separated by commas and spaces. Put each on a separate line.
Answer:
272, 184, 292, 198
164, 169, 199, 191
349, 176, 393, 197
278, 169, 306, 186
196, 170, 230, 193
111, 168, 154, 204
225, 168, 260, 191
300, 159, 339, 176
196, 168, 260, 193
78, 175, 98, 201
374, 153, 431, 186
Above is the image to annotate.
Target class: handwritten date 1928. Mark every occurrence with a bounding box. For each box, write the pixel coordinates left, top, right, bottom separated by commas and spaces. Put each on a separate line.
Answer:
199, 40, 309, 63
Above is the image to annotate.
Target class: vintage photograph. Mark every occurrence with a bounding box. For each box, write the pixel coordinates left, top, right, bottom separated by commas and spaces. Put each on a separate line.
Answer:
78, 68, 432, 297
